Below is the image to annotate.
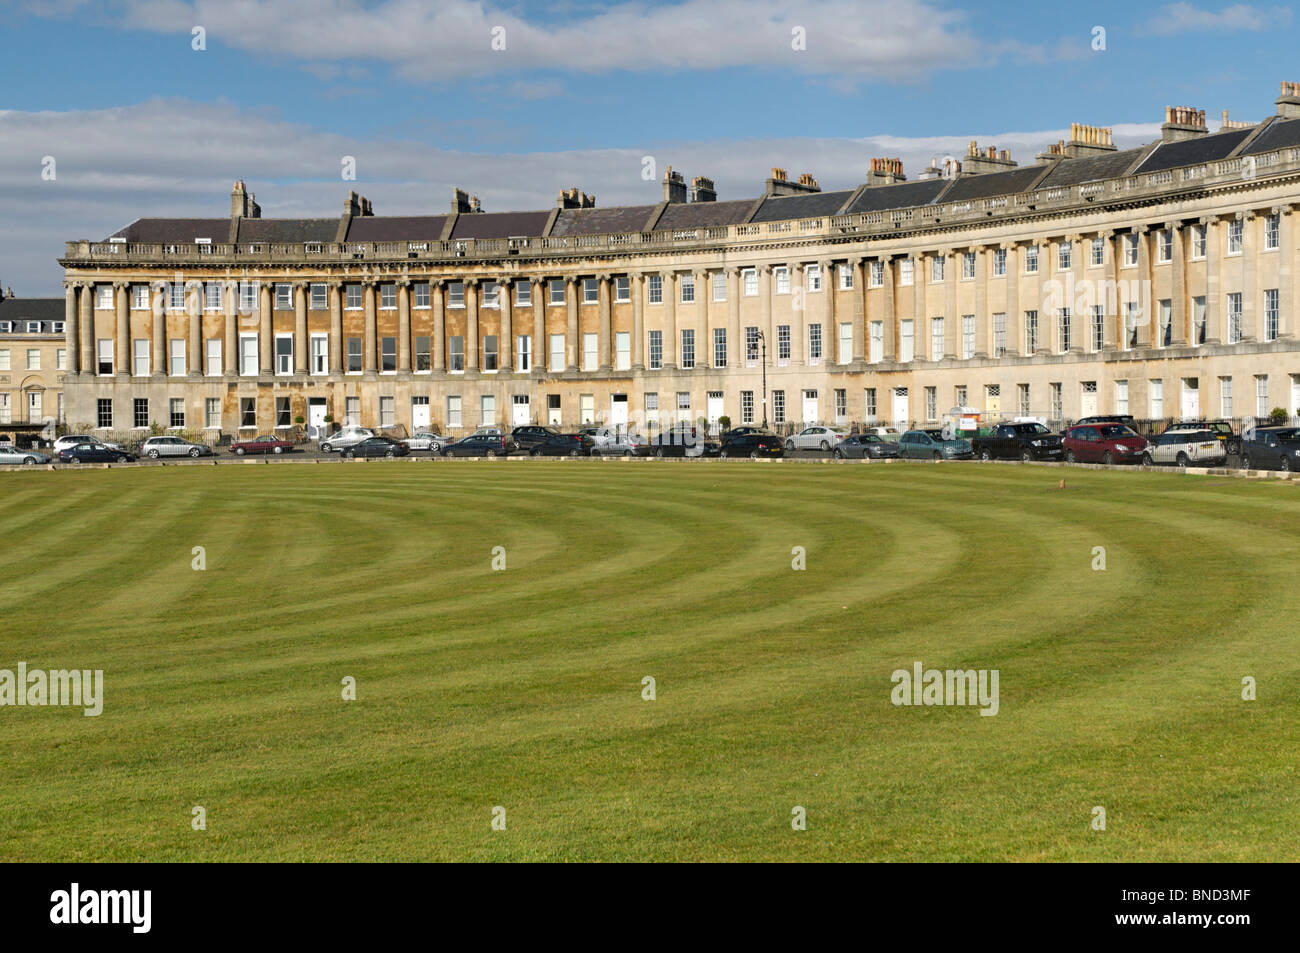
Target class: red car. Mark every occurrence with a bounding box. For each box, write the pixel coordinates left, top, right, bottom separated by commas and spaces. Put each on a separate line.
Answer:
229, 433, 294, 455
1063, 423, 1148, 465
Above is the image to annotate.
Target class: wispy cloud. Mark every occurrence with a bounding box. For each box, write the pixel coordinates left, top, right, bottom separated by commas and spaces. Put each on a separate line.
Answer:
1138, 2, 1290, 35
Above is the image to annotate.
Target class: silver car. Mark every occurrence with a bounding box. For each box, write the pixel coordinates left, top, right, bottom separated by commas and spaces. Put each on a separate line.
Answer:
1143, 429, 1228, 467
141, 435, 213, 459
591, 432, 649, 456
785, 426, 850, 451
53, 434, 124, 453
0, 445, 51, 465
319, 427, 375, 452
402, 431, 450, 452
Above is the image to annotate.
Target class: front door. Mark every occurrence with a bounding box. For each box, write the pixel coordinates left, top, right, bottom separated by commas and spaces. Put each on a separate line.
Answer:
1181, 378, 1199, 419
513, 395, 531, 426
802, 389, 819, 426
1079, 382, 1097, 418
986, 385, 1001, 420
892, 387, 909, 428
27, 391, 41, 424
308, 399, 327, 438
610, 394, 629, 434
411, 396, 430, 431
706, 392, 723, 434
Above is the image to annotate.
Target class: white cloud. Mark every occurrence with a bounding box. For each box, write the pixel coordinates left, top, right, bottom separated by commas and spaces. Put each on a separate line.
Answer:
106, 0, 1010, 82
1138, 3, 1290, 35
0, 100, 1160, 295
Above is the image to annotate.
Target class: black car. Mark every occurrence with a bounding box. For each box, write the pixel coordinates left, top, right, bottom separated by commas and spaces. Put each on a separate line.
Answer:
58, 443, 136, 464
525, 432, 591, 456
443, 434, 512, 457
719, 431, 784, 459
341, 436, 409, 459
832, 433, 900, 460
1076, 414, 1136, 428
649, 426, 718, 458
509, 425, 565, 453
1240, 426, 1300, 471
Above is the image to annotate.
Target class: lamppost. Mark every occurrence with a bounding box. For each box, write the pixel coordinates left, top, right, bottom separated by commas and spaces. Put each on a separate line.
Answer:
755, 329, 768, 428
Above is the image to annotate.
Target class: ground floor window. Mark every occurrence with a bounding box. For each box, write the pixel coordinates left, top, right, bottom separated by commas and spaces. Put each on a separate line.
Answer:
240, 397, 256, 428
133, 397, 149, 429
580, 394, 594, 424
170, 398, 185, 429
772, 390, 786, 424
447, 395, 462, 428
835, 388, 847, 423
481, 394, 495, 426
97, 398, 113, 429
924, 386, 937, 421
345, 396, 360, 426
205, 398, 220, 429
741, 390, 754, 424
865, 387, 877, 422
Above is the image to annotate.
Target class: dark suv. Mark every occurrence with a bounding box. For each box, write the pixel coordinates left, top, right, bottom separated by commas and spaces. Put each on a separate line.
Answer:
510, 425, 565, 453
1240, 426, 1300, 471
719, 431, 784, 459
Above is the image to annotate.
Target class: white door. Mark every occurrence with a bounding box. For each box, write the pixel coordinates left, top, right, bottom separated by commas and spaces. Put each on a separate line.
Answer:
802, 389, 819, 425
1181, 378, 1199, 419
28, 391, 42, 424
706, 392, 724, 434
1080, 382, 1098, 417
513, 395, 531, 426
610, 394, 629, 434
308, 399, 327, 438
891, 387, 909, 428
411, 397, 430, 431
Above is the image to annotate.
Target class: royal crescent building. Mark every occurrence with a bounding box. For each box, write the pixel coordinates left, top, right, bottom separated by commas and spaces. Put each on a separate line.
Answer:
55, 86, 1300, 439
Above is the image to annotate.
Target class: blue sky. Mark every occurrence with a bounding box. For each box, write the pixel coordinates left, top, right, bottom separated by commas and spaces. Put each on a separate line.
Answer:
2, 0, 1298, 292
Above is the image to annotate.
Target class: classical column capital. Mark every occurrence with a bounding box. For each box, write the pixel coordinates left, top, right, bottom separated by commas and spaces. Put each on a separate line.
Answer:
659, 269, 674, 279
394, 276, 412, 288
1097, 229, 1116, 240
429, 277, 448, 288
756, 263, 772, 275
326, 278, 343, 288
112, 280, 129, 290
1271, 204, 1294, 217
596, 272, 611, 282
292, 279, 309, 290
465, 276, 480, 287
1134, 224, 1150, 234
847, 256, 864, 267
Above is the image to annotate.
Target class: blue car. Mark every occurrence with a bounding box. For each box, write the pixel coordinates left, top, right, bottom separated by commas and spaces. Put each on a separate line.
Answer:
57, 442, 136, 464
898, 429, 973, 460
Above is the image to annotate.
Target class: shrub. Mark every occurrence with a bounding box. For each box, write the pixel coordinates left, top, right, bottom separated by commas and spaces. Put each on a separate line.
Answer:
1269, 407, 1288, 425
718, 415, 732, 432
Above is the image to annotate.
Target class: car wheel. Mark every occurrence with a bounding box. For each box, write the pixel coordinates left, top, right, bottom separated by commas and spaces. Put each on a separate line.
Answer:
116, 455, 128, 463
719, 449, 729, 458
234, 447, 246, 456
22, 456, 37, 465
320, 443, 333, 453
1102, 451, 1114, 465
1176, 452, 1189, 467
273, 446, 284, 454
69, 457, 80, 464
656, 448, 666, 458
933, 451, 942, 460
148, 449, 160, 459
1019, 450, 1033, 463
1282, 457, 1292, 473
819, 440, 830, 451
833, 449, 844, 459
1065, 450, 1076, 463
1241, 455, 1251, 470
189, 447, 201, 458
750, 450, 760, 460
979, 448, 993, 462
530, 449, 541, 457
385, 450, 395, 458
569, 449, 580, 457
1142, 453, 1154, 467
785, 440, 795, 451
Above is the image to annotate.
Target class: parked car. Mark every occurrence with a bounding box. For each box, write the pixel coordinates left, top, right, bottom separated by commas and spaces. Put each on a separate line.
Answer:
785, 426, 850, 451
471, 426, 503, 437
1239, 426, 1300, 471
1063, 423, 1148, 464
860, 426, 903, 442
590, 432, 651, 457
509, 425, 564, 453
341, 436, 409, 459
1075, 414, 1137, 429
1142, 428, 1228, 467
1161, 419, 1240, 455
719, 431, 784, 459
0, 445, 51, 465
898, 429, 974, 460
318, 426, 375, 452
401, 431, 451, 453
578, 426, 618, 449
525, 432, 592, 456
141, 436, 213, 459
52, 434, 124, 453
720, 426, 769, 440
229, 433, 293, 455
832, 433, 901, 460
442, 434, 513, 457
58, 443, 136, 464
649, 426, 717, 458
971, 422, 1064, 462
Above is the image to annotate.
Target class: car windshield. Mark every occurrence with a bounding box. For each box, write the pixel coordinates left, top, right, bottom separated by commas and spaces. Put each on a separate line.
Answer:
1099, 425, 1136, 438
1266, 428, 1300, 442
1015, 424, 1051, 435
861, 434, 881, 443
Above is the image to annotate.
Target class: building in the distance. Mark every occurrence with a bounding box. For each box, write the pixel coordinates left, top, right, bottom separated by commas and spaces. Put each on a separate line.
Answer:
56, 84, 1300, 440
0, 288, 67, 438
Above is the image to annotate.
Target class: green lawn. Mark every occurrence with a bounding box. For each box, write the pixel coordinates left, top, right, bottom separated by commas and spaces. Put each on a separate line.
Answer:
1, 458, 1297, 861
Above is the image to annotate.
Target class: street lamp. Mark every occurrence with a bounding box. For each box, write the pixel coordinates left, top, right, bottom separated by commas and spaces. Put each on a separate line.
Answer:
755, 329, 768, 428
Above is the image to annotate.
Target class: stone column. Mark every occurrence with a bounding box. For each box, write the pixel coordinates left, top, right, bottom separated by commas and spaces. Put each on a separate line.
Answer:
78, 280, 94, 375
1101, 230, 1119, 349
1240, 212, 1256, 341
972, 248, 988, 357
1277, 206, 1294, 339
564, 277, 578, 370
1203, 217, 1221, 344
881, 257, 896, 359
258, 283, 273, 376
114, 281, 129, 376
912, 255, 926, 360
531, 278, 545, 373
1133, 225, 1151, 349
465, 277, 480, 371
397, 279, 411, 372
757, 265, 771, 366
499, 278, 513, 371
328, 281, 343, 373
63, 282, 79, 375
1169, 222, 1187, 346
726, 268, 741, 367
294, 281, 309, 375
432, 280, 447, 371
850, 258, 865, 362
789, 262, 805, 364
224, 283, 238, 376
942, 251, 957, 358
188, 281, 202, 377
662, 271, 678, 369
153, 284, 168, 376
631, 272, 645, 370
1003, 243, 1020, 356
597, 273, 612, 370
363, 281, 377, 375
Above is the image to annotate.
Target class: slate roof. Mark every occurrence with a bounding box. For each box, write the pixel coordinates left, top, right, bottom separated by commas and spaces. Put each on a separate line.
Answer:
1135, 126, 1256, 173
236, 218, 337, 243
1037, 147, 1146, 187
1241, 117, 1300, 154
654, 199, 755, 230
343, 216, 449, 242
449, 210, 553, 240
748, 189, 855, 223
844, 178, 949, 213
552, 205, 658, 237
938, 166, 1049, 202
0, 298, 65, 329
108, 218, 227, 242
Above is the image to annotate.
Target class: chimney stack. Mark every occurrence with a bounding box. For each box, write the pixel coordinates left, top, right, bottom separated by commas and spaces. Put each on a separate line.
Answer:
691, 176, 716, 202
451, 188, 477, 213
961, 141, 1019, 175
866, 157, 906, 186
764, 166, 821, 195
1062, 123, 1117, 158
557, 187, 596, 209
662, 166, 687, 203
1160, 106, 1208, 143
1276, 81, 1300, 119
231, 180, 260, 219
